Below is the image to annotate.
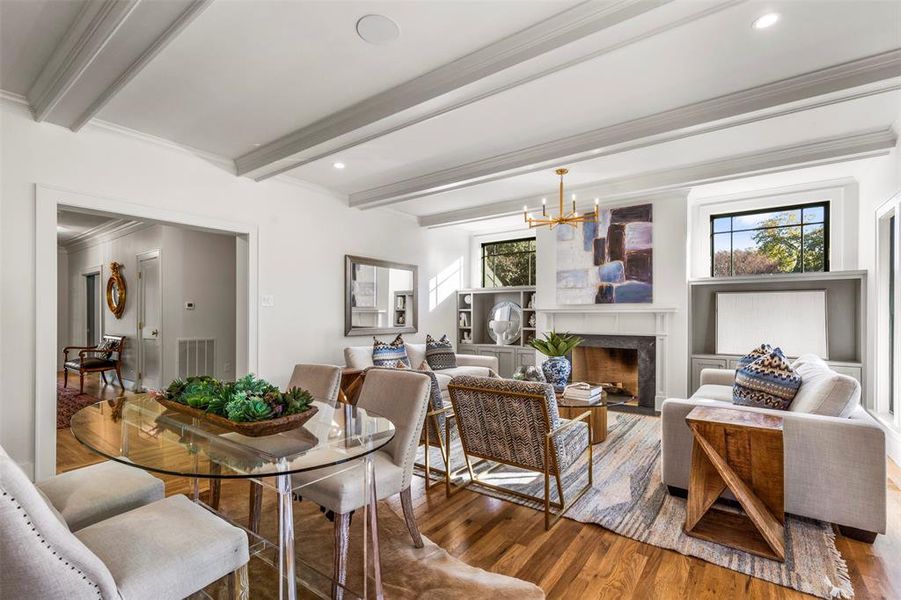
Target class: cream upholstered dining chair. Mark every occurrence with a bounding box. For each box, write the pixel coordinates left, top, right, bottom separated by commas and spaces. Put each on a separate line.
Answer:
1, 448, 250, 600
34, 456, 164, 532
446, 376, 593, 530
244, 363, 344, 532
291, 368, 432, 598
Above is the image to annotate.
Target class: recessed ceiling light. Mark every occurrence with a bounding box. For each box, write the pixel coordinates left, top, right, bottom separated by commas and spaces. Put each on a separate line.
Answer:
356, 14, 400, 45
752, 12, 780, 30
333, 162, 346, 169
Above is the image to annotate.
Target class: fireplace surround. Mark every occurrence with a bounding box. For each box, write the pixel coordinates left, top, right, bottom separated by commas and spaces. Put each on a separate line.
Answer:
570, 335, 656, 409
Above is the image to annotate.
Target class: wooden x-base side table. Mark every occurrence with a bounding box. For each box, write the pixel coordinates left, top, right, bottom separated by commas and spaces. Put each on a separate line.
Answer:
684, 406, 786, 562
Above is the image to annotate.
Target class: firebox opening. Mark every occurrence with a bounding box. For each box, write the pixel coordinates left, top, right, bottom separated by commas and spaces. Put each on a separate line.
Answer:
571, 346, 639, 402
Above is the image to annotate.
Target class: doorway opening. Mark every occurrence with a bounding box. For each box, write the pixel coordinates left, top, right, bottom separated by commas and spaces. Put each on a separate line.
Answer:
55, 207, 244, 474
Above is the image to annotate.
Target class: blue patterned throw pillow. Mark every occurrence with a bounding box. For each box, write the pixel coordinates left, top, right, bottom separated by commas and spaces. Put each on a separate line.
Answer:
733, 348, 801, 410
372, 335, 411, 369
736, 343, 776, 369
425, 334, 457, 370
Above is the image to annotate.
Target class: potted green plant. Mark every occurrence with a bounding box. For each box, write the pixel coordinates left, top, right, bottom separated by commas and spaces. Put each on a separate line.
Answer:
529, 331, 583, 392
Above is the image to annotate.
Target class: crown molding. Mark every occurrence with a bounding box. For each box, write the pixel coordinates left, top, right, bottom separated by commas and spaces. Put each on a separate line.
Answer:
420, 129, 896, 228
27, 0, 139, 122
70, 0, 213, 131
62, 219, 154, 253
352, 49, 901, 209
235, 0, 673, 180
26, 0, 212, 130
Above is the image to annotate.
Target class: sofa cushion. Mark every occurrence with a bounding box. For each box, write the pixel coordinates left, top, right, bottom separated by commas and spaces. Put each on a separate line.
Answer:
372, 335, 411, 368
425, 334, 457, 370
789, 354, 860, 417
345, 346, 374, 369
733, 349, 801, 410
736, 343, 775, 369
691, 384, 734, 403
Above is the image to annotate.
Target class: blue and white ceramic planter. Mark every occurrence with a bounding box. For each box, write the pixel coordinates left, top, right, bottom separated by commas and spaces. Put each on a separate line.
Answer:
541, 356, 571, 393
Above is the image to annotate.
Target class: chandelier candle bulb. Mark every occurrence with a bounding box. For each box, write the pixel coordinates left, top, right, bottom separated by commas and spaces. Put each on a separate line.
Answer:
525, 167, 599, 229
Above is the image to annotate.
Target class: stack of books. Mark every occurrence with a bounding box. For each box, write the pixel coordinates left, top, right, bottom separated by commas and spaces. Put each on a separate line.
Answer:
562, 383, 604, 405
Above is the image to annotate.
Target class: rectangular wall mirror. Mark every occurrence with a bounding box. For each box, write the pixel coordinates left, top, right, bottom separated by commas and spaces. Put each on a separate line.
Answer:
345, 255, 418, 336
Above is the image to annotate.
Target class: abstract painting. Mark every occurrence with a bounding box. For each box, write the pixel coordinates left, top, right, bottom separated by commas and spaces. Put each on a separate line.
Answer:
556, 204, 653, 304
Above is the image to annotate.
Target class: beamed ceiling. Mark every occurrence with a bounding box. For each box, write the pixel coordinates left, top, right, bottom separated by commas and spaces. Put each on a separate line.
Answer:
2, 0, 900, 231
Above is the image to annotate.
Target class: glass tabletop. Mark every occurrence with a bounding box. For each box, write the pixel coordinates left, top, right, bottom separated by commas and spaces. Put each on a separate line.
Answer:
69, 394, 396, 479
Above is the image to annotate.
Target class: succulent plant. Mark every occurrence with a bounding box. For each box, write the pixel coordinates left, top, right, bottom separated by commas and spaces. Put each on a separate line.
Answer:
529, 331, 583, 357
282, 387, 313, 415
159, 373, 314, 423
225, 396, 273, 422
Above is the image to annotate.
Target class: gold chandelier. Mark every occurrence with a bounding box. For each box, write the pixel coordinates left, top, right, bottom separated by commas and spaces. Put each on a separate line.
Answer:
524, 168, 598, 229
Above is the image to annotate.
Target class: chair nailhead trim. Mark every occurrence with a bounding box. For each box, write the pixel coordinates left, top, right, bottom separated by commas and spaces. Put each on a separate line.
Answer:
1, 488, 103, 597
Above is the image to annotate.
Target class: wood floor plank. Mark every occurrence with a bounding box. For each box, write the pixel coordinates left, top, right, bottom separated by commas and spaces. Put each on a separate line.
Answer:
56, 371, 900, 600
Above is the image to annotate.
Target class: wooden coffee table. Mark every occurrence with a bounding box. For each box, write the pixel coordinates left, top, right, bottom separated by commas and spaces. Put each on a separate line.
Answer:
683, 406, 785, 561
556, 393, 608, 444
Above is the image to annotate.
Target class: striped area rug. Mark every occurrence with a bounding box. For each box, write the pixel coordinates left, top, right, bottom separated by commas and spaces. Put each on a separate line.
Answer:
416, 412, 852, 599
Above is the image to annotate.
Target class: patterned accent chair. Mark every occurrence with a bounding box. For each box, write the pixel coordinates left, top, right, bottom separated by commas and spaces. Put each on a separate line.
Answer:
63, 335, 126, 393
446, 376, 593, 530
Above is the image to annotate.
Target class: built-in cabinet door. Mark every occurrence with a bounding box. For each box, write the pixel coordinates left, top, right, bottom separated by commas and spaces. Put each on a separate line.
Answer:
690, 357, 729, 394
516, 348, 536, 368
479, 347, 517, 377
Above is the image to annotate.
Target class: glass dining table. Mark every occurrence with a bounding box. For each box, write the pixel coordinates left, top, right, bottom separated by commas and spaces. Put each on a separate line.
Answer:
70, 394, 396, 600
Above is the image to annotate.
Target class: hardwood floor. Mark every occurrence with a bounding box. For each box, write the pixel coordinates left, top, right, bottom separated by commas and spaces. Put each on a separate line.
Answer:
57, 372, 901, 599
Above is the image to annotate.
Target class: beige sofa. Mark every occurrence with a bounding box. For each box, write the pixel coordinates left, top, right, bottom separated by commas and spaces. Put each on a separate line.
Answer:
661, 354, 886, 542
344, 343, 499, 403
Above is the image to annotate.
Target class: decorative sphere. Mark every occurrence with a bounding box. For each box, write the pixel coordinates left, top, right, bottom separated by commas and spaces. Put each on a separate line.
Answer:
512, 365, 546, 383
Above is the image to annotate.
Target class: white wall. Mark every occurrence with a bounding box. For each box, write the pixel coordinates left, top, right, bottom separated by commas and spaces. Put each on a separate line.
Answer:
534, 193, 690, 399
63, 224, 238, 385
855, 127, 901, 461
56, 250, 68, 372
0, 99, 469, 474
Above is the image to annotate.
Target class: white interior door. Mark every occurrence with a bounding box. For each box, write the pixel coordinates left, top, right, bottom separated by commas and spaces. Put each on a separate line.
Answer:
138, 253, 162, 391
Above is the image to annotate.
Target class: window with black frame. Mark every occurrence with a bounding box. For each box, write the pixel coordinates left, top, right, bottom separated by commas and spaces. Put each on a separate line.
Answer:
481, 237, 536, 287
710, 202, 829, 277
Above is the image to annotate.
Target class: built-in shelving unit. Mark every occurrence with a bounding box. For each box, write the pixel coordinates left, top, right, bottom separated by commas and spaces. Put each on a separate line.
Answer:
688, 270, 866, 394
393, 290, 414, 327
457, 286, 537, 377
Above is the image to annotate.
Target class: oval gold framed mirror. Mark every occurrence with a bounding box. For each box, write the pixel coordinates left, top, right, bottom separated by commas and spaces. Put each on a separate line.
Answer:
106, 262, 126, 319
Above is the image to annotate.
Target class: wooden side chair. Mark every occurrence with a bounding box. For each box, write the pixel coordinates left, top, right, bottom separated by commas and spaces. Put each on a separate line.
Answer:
63, 335, 126, 393
446, 375, 593, 530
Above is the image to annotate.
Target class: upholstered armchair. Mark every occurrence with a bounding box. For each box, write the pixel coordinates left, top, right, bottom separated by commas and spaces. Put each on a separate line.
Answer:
446, 376, 593, 530
240, 363, 344, 533
291, 368, 432, 598
63, 335, 126, 393
1, 448, 250, 600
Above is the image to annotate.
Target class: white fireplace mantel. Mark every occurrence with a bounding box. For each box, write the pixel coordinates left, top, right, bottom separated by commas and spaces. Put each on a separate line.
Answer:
535, 305, 678, 408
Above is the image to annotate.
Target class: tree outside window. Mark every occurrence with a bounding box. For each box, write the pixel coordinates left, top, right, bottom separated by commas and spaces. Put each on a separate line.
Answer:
711, 203, 829, 277
482, 238, 536, 287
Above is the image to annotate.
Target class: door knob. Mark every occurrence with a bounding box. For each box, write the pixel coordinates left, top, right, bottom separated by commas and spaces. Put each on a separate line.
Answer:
151, 329, 159, 337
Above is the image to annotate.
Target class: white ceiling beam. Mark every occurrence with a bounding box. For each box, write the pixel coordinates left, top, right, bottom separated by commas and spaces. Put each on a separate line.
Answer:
419, 128, 896, 228
353, 49, 901, 209
26, 0, 212, 130
234, 0, 674, 180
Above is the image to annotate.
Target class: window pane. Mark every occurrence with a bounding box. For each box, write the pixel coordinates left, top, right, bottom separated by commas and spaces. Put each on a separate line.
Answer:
712, 217, 731, 233
803, 205, 825, 224
712, 233, 731, 277
802, 224, 826, 272
732, 228, 801, 274
731, 209, 801, 231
